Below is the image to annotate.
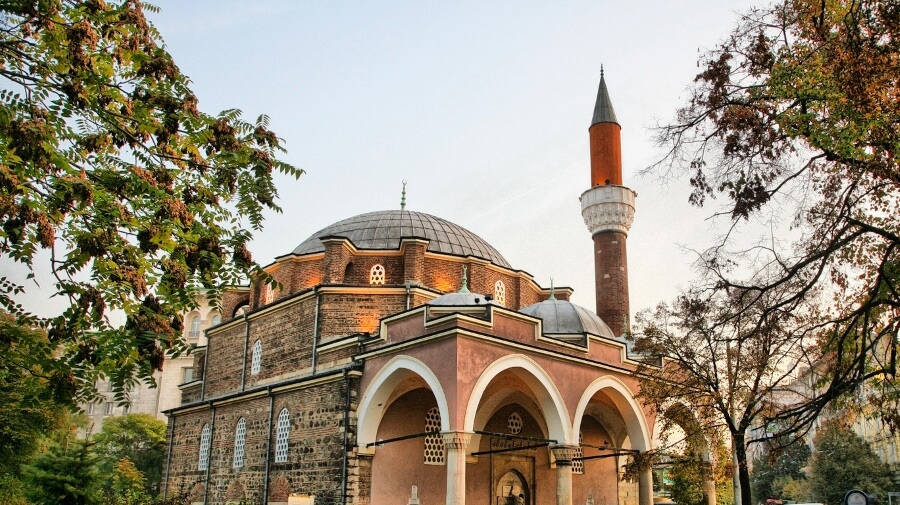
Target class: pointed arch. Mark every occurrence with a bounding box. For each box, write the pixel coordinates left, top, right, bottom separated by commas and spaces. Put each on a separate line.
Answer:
573, 376, 651, 451
357, 355, 449, 454
464, 354, 571, 444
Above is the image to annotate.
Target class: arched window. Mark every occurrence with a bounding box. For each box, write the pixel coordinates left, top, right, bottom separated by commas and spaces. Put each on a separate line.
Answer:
189, 315, 201, 339
274, 408, 290, 463
369, 264, 385, 285
573, 432, 584, 474
198, 424, 211, 471
423, 407, 444, 465
494, 280, 506, 306
250, 340, 262, 375
211, 313, 221, 326
262, 284, 274, 305
233, 418, 246, 468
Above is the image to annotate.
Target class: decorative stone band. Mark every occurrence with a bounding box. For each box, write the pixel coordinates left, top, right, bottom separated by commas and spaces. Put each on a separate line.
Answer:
550, 445, 581, 466
441, 431, 472, 451
580, 185, 636, 236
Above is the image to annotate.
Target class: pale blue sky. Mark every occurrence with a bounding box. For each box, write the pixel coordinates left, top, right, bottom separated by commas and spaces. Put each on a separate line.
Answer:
148, 0, 758, 314
13, 1, 761, 319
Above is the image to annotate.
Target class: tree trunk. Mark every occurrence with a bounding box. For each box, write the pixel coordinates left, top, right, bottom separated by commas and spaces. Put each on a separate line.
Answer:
732, 431, 752, 505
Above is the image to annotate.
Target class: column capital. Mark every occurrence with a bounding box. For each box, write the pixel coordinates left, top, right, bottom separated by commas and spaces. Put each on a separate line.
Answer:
441, 431, 472, 451
550, 445, 581, 466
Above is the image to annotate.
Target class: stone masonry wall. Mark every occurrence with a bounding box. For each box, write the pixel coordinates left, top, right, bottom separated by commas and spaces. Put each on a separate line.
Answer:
203, 322, 248, 398
243, 297, 317, 390
317, 292, 407, 340
166, 375, 359, 505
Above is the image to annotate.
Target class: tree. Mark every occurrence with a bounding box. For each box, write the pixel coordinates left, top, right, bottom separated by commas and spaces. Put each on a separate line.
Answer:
0, 312, 69, 501
633, 288, 818, 505
0, 1, 302, 401
23, 439, 103, 505
92, 413, 166, 498
643, 0, 899, 500
750, 436, 811, 504
808, 418, 893, 505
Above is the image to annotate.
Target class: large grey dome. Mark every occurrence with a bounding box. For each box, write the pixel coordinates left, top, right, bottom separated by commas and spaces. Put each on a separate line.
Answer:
291, 210, 511, 268
519, 299, 616, 339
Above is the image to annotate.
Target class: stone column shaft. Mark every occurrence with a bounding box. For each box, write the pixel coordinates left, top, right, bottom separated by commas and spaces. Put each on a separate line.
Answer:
551, 446, 579, 505
443, 432, 471, 505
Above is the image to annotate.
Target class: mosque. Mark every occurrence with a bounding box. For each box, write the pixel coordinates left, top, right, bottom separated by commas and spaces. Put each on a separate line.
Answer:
162, 73, 663, 505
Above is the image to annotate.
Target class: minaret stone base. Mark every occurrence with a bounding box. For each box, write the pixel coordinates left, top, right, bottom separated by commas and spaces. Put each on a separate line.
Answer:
580, 185, 636, 337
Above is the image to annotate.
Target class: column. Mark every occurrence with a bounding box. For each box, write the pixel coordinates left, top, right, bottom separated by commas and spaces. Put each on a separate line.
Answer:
701, 461, 716, 505
638, 467, 653, 505
551, 446, 579, 505
443, 431, 471, 505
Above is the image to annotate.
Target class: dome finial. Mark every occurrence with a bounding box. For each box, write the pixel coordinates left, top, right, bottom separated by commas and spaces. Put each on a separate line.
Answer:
400, 179, 407, 210
549, 277, 556, 300
459, 265, 470, 293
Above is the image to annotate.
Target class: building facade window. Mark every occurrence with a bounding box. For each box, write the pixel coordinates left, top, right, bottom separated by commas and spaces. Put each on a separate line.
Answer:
182, 367, 194, 383
189, 315, 201, 339
250, 340, 262, 375
233, 418, 246, 468
369, 264, 386, 285
198, 424, 211, 471
87, 403, 94, 415
274, 408, 290, 463
211, 313, 221, 326
104, 402, 114, 415
423, 407, 444, 465
494, 280, 506, 306
573, 432, 584, 474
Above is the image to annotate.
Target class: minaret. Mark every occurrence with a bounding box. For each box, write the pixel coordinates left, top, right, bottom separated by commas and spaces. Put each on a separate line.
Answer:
580, 69, 636, 337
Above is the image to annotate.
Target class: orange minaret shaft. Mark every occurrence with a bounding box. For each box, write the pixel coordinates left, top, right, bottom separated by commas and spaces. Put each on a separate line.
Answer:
589, 69, 622, 186
580, 70, 636, 338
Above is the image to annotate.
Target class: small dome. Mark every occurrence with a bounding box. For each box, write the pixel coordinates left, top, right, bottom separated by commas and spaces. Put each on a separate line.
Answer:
291, 210, 511, 268
519, 299, 615, 339
429, 292, 496, 306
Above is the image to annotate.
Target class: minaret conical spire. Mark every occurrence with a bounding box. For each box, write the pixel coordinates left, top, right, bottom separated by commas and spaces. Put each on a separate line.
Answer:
591, 66, 618, 125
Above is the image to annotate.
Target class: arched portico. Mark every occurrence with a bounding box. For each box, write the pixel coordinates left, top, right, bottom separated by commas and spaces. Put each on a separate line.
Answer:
573, 376, 654, 505
652, 400, 718, 505
357, 355, 449, 454
464, 354, 571, 444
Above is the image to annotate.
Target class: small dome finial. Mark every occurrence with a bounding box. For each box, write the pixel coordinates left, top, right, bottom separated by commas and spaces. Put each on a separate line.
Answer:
600, 64, 604, 78
400, 179, 408, 210
459, 265, 470, 293
549, 277, 556, 300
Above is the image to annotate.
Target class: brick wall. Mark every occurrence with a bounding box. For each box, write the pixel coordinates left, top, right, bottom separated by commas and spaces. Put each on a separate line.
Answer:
243, 297, 317, 390
204, 322, 248, 398
317, 292, 406, 340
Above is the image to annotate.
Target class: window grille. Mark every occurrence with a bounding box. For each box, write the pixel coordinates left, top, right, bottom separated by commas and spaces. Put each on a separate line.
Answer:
494, 280, 506, 306
508, 412, 523, 434
198, 424, 211, 470
424, 407, 444, 465
251, 340, 262, 375
263, 284, 274, 304
275, 408, 290, 463
233, 418, 246, 468
370, 264, 386, 285
573, 432, 584, 474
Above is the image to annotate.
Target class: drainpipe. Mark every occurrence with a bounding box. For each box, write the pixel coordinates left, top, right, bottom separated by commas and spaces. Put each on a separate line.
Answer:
341, 369, 352, 504
200, 334, 210, 401
405, 282, 411, 310
311, 289, 321, 374
203, 405, 215, 505
262, 390, 274, 504
240, 312, 250, 391
162, 413, 175, 500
